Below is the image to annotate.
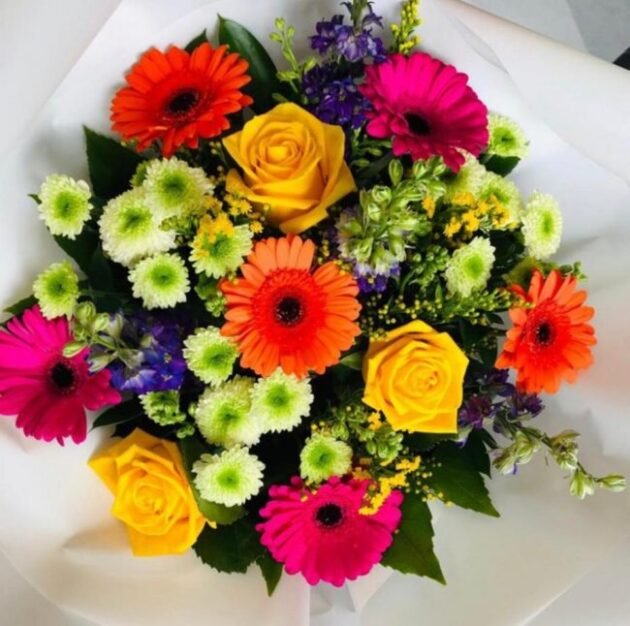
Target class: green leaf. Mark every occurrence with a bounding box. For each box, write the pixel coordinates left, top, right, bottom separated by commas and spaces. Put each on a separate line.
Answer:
84, 127, 143, 199
178, 435, 246, 525
185, 30, 208, 53
257, 552, 283, 596
463, 429, 492, 477
428, 442, 500, 517
92, 399, 144, 429
54, 227, 99, 275
4, 294, 37, 316
482, 154, 521, 177
382, 497, 445, 584
218, 17, 279, 113
87, 244, 115, 292
405, 432, 455, 453
193, 517, 263, 573
339, 351, 364, 371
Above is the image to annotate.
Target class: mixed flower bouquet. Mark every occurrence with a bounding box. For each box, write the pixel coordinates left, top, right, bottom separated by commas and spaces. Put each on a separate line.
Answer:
2, 0, 624, 593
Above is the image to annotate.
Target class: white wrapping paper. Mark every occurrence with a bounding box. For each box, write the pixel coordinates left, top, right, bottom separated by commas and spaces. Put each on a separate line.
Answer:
1, 1, 629, 624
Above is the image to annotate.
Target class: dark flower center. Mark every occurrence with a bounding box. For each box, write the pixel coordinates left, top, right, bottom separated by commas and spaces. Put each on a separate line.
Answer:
405, 113, 431, 136
535, 321, 554, 346
165, 89, 201, 117
315, 503, 344, 527
275, 296, 304, 326
50, 361, 77, 392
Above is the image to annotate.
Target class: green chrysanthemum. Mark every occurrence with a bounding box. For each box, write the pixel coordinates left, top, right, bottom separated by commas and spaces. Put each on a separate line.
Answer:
445, 236, 496, 297
521, 192, 563, 260
193, 447, 265, 507
38, 174, 93, 239
131, 161, 150, 188
251, 369, 313, 434
443, 155, 486, 203
129, 253, 190, 309
487, 113, 529, 159
194, 376, 259, 447
300, 434, 353, 484
190, 216, 253, 278
140, 391, 186, 426
143, 158, 213, 219
183, 327, 238, 385
33, 261, 79, 319
479, 172, 523, 226
99, 189, 176, 266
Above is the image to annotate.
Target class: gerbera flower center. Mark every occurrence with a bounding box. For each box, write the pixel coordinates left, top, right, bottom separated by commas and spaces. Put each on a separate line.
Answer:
405, 112, 431, 136
165, 88, 202, 117
315, 503, 344, 528
49, 360, 78, 394
534, 321, 554, 346
275, 296, 304, 326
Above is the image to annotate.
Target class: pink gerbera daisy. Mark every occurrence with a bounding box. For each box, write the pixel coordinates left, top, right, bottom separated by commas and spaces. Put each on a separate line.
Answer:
0, 306, 121, 444
257, 476, 403, 587
359, 52, 489, 171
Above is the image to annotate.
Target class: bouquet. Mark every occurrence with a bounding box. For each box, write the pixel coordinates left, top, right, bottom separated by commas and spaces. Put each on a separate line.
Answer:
1, 0, 624, 593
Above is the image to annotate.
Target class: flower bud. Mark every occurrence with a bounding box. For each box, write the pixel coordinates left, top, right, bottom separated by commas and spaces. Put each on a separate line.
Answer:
569, 470, 596, 499
388, 159, 404, 186
74, 301, 96, 327
63, 341, 86, 358
93, 313, 111, 333
598, 474, 626, 493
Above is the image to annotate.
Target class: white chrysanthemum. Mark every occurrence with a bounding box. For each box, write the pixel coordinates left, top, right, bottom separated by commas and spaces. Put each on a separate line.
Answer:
521, 192, 563, 260
300, 434, 353, 484
38, 174, 92, 239
193, 447, 265, 507
99, 189, 176, 266
443, 155, 487, 203
129, 253, 190, 309
33, 261, 79, 319
183, 327, 238, 385
251, 369, 314, 434
143, 158, 213, 219
445, 237, 496, 297
479, 172, 523, 226
190, 219, 253, 278
487, 113, 529, 159
194, 376, 260, 447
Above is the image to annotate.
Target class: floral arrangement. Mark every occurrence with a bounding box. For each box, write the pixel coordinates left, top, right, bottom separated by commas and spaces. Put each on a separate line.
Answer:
2, 0, 624, 593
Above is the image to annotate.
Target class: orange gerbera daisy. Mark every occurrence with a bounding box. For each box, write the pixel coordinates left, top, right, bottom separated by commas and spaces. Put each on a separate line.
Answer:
111, 43, 253, 156
220, 236, 361, 378
496, 269, 596, 394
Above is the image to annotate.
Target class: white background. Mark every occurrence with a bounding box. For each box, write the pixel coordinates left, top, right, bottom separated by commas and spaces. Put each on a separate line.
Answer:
1, 0, 630, 624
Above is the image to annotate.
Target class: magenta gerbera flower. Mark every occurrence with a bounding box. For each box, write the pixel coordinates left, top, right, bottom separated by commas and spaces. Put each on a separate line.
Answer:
359, 52, 489, 171
257, 476, 403, 587
0, 306, 121, 444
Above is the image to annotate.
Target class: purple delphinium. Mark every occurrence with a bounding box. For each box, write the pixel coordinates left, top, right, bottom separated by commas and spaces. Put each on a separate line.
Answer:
459, 368, 544, 431
302, 64, 369, 129
311, 15, 345, 56
310, 4, 385, 63
354, 263, 400, 294
459, 394, 496, 430
108, 313, 188, 394
305, 2, 386, 129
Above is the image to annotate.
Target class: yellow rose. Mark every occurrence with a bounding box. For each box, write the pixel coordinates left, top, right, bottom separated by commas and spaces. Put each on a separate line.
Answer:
89, 429, 206, 556
363, 320, 469, 433
223, 102, 356, 233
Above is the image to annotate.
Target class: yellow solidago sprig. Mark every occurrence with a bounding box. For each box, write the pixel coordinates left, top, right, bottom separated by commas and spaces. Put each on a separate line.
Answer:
391, 0, 422, 54
443, 191, 514, 240
190, 213, 253, 279
360, 455, 422, 514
